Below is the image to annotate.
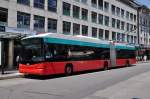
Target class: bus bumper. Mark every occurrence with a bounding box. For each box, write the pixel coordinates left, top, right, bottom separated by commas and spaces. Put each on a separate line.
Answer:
19, 63, 55, 75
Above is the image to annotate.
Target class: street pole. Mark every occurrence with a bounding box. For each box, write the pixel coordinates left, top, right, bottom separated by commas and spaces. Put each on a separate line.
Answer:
1, 65, 4, 75
0, 40, 4, 75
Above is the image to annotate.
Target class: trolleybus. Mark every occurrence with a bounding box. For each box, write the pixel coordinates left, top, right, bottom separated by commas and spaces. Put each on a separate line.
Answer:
19, 33, 136, 75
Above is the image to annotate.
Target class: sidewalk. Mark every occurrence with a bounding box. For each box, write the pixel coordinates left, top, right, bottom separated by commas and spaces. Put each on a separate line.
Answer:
0, 70, 23, 80
137, 60, 150, 64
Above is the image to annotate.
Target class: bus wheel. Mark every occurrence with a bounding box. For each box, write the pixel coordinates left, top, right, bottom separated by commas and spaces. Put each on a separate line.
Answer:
65, 65, 73, 76
126, 60, 130, 67
103, 62, 108, 70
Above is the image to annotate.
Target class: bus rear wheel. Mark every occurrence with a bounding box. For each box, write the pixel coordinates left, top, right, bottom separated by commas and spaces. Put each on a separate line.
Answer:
65, 65, 73, 76
126, 60, 130, 67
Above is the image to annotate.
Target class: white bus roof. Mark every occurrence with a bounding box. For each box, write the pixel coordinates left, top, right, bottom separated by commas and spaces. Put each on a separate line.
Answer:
23, 33, 136, 50
23, 33, 110, 48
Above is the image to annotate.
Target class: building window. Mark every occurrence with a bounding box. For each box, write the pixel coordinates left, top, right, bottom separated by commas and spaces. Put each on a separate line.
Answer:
127, 35, 130, 43
121, 9, 124, 18
48, 18, 57, 33
34, 15, 45, 32
111, 5, 115, 15
91, 12, 97, 23
0, 7, 8, 26
134, 14, 136, 22
82, 8, 88, 20
122, 34, 125, 42
73, 6, 80, 19
81, 0, 87, 4
126, 11, 129, 20
105, 30, 109, 40
98, 14, 103, 25
63, 2, 71, 16
73, 23, 80, 35
91, 0, 97, 8
133, 36, 136, 44
34, 0, 45, 9
116, 7, 120, 16
116, 20, 120, 29
75, 0, 80, 2
48, 0, 57, 12
98, 0, 103, 10
104, 1, 109, 12
130, 13, 133, 21
104, 16, 109, 26
82, 25, 88, 36
127, 23, 129, 31
112, 31, 116, 41
17, 0, 30, 6
130, 24, 133, 32
131, 36, 133, 43
134, 25, 136, 32
92, 27, 97, 38
99, 29, 103, 39
117, 33, 121, 41
17, 12, 30, 28
112, 18, 116, 28
63, 21, 71, 34
121, 21, 125, 30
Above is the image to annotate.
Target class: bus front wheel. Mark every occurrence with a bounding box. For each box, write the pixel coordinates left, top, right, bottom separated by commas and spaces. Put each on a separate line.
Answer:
65, 65, 73, 76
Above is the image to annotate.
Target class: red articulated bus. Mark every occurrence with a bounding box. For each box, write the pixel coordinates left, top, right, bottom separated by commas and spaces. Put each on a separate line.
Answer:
19, 33, 136, 76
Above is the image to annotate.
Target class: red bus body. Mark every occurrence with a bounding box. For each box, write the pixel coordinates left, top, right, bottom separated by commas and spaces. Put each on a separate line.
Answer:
19, 59, 136, 75
116, 59, 136, 67
19, 60, 111, 75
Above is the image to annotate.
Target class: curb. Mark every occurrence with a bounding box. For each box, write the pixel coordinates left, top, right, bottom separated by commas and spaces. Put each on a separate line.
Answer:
0, 73, 24, 80
136, 61, 150, 64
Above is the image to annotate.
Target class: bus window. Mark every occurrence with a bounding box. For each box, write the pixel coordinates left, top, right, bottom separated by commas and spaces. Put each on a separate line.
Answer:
21, 38, 44, 63
51, 44, 69, 60
116, 49, 136, 59
44, 44, 54, 59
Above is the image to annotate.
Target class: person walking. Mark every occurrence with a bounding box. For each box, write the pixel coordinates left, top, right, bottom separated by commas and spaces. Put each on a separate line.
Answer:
16, 55, 20, 69
144, 55, 147, 62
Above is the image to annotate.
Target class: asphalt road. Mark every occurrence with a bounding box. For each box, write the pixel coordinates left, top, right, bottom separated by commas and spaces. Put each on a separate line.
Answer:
0, 62, 150, 99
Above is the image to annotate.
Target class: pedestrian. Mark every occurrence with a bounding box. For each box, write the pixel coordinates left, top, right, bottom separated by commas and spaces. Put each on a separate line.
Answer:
144, 55, 147, 62
16, 55, 20, 69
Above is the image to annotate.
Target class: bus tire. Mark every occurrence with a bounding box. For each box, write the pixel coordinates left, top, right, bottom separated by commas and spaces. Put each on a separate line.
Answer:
103, 61, 108, 70
126, 60, 130, 67
65, 64, 73, 76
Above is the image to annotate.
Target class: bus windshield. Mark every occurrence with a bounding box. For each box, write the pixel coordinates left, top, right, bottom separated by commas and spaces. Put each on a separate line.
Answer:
20, 38, 44, 63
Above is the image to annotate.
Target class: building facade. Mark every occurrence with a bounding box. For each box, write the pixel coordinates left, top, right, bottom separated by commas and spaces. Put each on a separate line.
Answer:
137, 6, 150, 60
0, 0, 138, 69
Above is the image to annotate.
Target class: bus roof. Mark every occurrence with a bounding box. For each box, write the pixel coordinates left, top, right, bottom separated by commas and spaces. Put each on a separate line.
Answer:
115, 43, 136, 50
23, 33, 136, 50
23, 33, 110, 48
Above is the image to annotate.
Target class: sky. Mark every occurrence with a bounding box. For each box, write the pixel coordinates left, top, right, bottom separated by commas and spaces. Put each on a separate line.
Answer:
137, 0, 150, 8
